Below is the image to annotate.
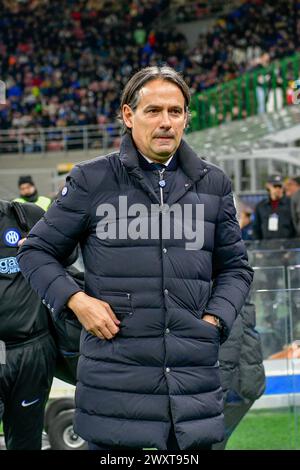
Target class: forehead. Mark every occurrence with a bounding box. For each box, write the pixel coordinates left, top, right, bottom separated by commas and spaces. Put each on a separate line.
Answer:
137, 79, 185, 108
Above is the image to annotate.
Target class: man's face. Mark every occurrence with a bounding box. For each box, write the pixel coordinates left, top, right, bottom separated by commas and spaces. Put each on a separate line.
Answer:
122, 79, 187, 163
19, 183, 35, 197
266, 183, 284, 201
284, 179, 300, 197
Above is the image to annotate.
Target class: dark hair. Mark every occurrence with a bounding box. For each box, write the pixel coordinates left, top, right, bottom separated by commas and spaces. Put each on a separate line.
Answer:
291, 176, 300, 186
18, 175, 34, 187
118, 66, 191, 134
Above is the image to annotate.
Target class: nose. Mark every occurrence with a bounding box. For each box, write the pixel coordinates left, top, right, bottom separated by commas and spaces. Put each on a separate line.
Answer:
159, 110, 171, 129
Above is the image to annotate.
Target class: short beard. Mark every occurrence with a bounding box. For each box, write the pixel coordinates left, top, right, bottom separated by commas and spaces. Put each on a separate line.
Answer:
22, 190, 38, 203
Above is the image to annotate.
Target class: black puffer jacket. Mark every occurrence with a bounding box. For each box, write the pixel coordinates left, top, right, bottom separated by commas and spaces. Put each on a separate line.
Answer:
18, 135, 253, 449
219, 300, 265, 401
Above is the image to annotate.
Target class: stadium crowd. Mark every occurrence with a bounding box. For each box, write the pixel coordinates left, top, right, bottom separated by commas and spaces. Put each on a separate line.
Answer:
0, 0, 299, 131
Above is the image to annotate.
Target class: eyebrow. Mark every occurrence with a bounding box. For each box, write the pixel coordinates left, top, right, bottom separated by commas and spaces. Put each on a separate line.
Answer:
143, 105, 184, 112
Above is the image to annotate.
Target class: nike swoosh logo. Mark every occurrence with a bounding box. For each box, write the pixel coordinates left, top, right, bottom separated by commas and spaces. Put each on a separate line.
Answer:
21, 399, 40, 407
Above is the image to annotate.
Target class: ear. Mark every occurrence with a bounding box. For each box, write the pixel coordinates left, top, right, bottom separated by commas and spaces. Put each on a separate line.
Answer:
122, 104, 134, 129
183, 110, 188, 128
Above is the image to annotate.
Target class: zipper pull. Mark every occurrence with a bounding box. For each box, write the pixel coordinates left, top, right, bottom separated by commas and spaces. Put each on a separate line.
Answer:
158, 169, 165, 208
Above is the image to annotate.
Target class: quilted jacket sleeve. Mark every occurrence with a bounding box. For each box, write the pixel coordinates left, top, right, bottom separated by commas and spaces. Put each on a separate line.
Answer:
204, 174, 254, 340
17, 165, 90, 318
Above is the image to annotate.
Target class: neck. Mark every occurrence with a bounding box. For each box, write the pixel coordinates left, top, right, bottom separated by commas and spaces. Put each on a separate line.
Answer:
138, 150, 173, 164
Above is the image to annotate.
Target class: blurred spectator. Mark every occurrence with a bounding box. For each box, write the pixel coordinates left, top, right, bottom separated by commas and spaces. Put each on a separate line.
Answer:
13, 175, 52, 211
284, 176, 300, 236
284, 176, 300, 198
253, 174, 296, 239
256, 74, 268, 114
239, 208, 254, 240
266, 73, 284, 113
286, 80, 296, 105
134, 22, 147, 46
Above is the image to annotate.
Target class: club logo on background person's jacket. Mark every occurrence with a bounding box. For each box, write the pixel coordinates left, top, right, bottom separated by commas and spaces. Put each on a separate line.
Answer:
3, 228, 21, 247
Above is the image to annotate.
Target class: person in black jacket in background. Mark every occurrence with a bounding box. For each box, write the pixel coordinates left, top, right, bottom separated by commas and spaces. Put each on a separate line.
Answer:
253, 174, 295, 240
0, 200, 57, 450
213, 299, 265, 449
284, 176, 300, 237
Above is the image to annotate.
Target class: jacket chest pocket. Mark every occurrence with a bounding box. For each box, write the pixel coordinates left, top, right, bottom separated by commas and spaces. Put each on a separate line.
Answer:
98, 291, 133, 320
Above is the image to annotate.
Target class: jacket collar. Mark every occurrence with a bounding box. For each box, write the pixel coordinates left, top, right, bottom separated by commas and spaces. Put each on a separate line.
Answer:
119, 133, 209, 183
137, 152, 178, 171
265, 196, 289, 207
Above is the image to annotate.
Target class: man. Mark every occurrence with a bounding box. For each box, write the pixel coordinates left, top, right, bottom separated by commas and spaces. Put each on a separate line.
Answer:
18, 66, 253, 450
14, 175, 52, 211
0, 200, 57, 450
253, 174, 295, 240
284, 176, 300, 236
213, 299, 265, 450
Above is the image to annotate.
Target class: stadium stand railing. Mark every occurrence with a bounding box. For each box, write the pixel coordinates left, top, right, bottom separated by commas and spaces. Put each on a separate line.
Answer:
186, 101, 300, 158
0, 123, 121, 155
189, 53, 300, 132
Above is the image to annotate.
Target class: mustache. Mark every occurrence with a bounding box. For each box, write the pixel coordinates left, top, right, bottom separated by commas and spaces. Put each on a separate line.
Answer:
153, 133, 175, 138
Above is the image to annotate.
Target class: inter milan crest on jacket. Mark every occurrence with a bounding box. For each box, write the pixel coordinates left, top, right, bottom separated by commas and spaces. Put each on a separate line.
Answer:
3, 228, 21, 247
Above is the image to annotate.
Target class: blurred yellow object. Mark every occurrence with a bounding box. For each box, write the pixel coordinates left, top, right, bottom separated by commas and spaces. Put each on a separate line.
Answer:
57, 163, 75, 175
32, 86, 40, 97
217, 19, 226, 27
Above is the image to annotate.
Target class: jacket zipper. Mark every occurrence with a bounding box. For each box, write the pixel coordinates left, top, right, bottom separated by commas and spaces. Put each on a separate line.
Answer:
158, 169, 165, 208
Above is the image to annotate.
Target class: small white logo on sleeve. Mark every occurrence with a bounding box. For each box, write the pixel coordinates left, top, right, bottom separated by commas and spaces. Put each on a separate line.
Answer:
61, 186, 68, 196
21, 398, 40, 407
